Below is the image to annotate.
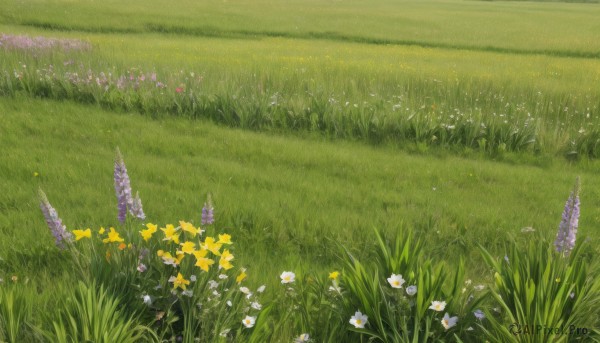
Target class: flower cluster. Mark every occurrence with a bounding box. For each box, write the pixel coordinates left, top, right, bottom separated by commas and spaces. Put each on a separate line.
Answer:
554, 177, 580, 255
114, 148, 145, 223
38, 189, 73, 249
0, 33, 91, 52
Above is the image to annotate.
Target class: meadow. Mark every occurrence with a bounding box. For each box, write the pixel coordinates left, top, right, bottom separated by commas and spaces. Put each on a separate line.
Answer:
1, 0, 600, 341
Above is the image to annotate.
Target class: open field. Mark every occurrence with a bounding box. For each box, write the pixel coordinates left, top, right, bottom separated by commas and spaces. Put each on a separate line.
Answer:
1, 0, 600, 341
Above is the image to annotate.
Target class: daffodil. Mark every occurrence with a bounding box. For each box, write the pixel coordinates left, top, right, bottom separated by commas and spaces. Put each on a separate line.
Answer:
329, 271, 340, 280
180, 220, 202, 237
280, 271, 295, 284
429, 300, 446, 312
194, 248, 214, 271
236, 269, 247, 284
217, 233, 232, 244
99, 227, 106, 234
180, 241, 196, 254
349, 311, 368, 328
140, 223, 157, 241
161, 224, 180, 244
387, 274, 405, 289
102, 227, 124, 243
219, 249, 234, 270
72, 228, 91, 241
169, 273, 190, 290
203, 236, 222, 256
441, 313, 458, 330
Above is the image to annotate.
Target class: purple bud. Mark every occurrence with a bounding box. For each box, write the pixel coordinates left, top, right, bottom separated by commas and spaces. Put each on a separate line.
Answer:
39, 189, 73, 249
201, 193, 214, 225
555, 177, 580, 256
129, 191, 145, 220
114, 148, 133, 224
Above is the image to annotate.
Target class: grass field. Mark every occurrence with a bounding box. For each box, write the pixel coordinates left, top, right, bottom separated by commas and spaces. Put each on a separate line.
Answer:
1, 0, 600, 341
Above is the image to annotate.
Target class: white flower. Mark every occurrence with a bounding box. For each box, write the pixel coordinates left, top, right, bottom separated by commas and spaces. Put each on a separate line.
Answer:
465, 279, 472, 286
441, 313, 458, 330
429, 300, 446, 312
218, 274, 228, 279
208, 280, 219, 289
190, 275, 197, 282
251, 301, 262, 310
257, 285, 266, 293
406, 285, 417, 296
242, 315, 256, 328
387, 274, 405, 289
474, 285, 485, 291
219, 328, 230, 337
280, 271, 296, 284
182, 290, 194, 297
142, 295, 152, 305
212, 290, 221, 297
294, 333, 310, 342
226, 300, 232, 307
240, 286, 251, 294
349, 310, 368, 328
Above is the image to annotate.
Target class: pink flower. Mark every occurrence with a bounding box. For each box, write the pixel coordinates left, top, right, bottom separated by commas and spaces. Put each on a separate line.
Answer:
176, 87, 184, 93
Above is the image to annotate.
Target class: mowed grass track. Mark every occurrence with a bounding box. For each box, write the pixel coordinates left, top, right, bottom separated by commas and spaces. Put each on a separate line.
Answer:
2, 96, 600, 281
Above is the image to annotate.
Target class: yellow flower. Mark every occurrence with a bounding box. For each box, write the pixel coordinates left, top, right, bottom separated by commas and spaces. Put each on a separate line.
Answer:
161, 224, 180, 244
193, 247, 213, 271
140, 223, 157, 242
169, 273, 190, 290
99, 227, 106, 234
217, 233, 232, 245
195, 257, 215, 272
192, 248, 208, 259
179, 220, 202, 237
180, 241, 196, 254
236, 270, 247, 284
102, 227, 124, 243
203, 236, 222, 256
157, 249, 165, 257
329, 271, 340, 280
175, 251, 185, 264
219, 249, 234, 270
72, 228, 91, 241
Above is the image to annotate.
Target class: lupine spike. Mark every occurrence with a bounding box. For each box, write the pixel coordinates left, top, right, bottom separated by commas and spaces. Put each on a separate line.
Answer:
130, 191, 146, 220
202, 193, 214, 225
554, 177, 580, 255
114, 147, 134, 224
38, 189, 73, 249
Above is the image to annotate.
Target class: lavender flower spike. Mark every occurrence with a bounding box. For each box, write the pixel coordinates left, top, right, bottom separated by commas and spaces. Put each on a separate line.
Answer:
130, 191, 146, 220
39, 189, 73, 249
114, 147, 133, 224
554, 177, 580, 255
202, 193, 214, 225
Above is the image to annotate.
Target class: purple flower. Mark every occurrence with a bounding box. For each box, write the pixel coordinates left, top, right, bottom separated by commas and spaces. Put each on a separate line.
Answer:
474, 309, 485, 320
39, 189, 73, 249
137, 263, 147, 273
554, 177, 580, 255
202, 193, 214, 225
129, 191, 145, 220
114, 148, 134, 224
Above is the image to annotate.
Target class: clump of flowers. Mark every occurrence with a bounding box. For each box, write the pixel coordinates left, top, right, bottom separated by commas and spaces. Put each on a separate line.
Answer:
38, 189, 73, 249
114, 148, 145, 223
554, 177, 580, 255
0, 33, 91, 52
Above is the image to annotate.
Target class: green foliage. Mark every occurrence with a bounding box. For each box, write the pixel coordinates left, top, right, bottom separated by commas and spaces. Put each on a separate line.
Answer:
0, 284, 33, 343
480, 235, 600, 342
37, 281, 157, 343
336, 229, 486, 342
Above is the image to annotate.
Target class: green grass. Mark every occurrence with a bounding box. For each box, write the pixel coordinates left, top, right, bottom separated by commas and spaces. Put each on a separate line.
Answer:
3, 0, 600, 57
2, 96, 599, 279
